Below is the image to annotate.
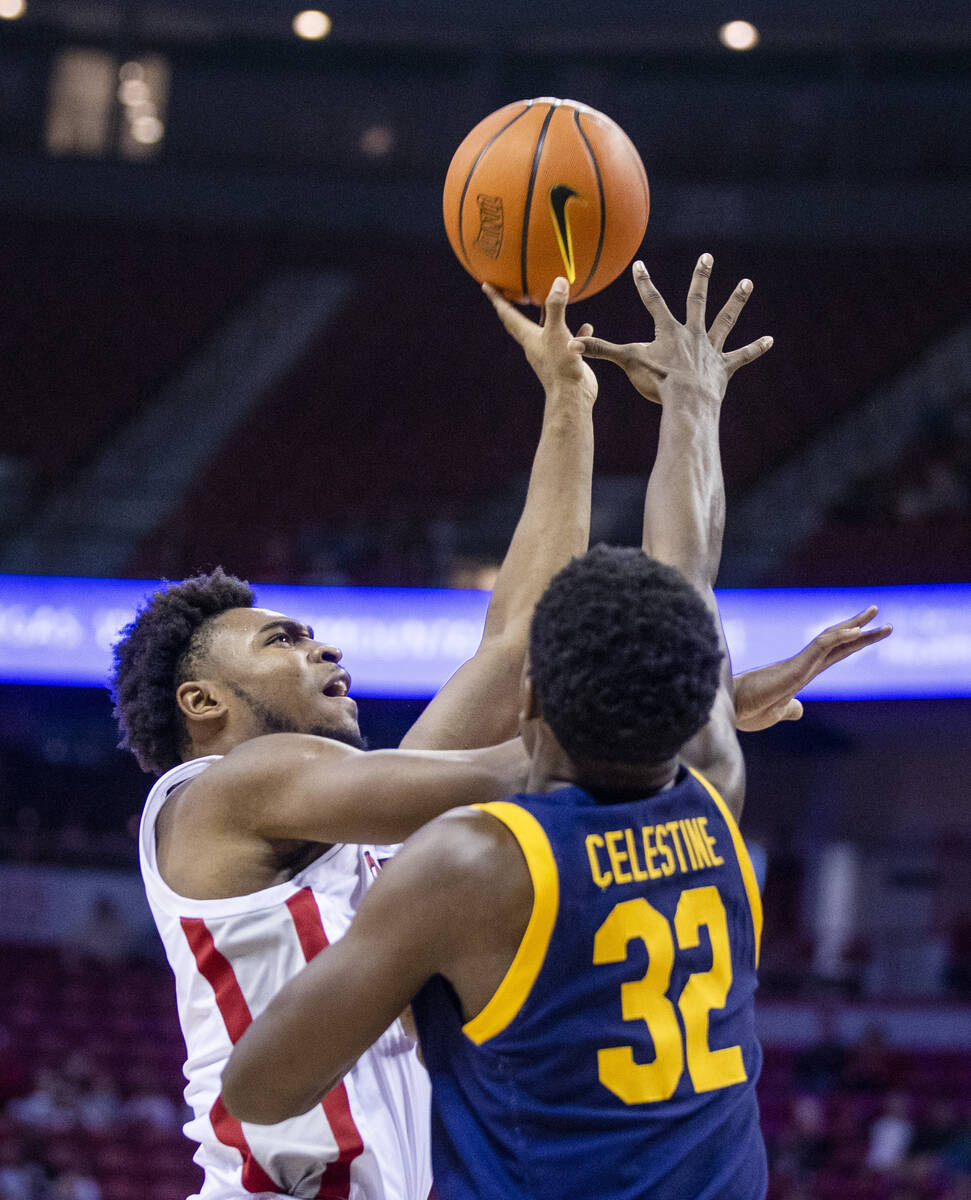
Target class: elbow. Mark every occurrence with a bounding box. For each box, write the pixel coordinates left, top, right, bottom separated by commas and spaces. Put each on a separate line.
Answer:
221, 1057, 313, 1127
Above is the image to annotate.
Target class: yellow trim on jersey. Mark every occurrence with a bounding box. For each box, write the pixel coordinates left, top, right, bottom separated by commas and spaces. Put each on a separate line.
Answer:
687, 767, 763, 967
462, 801, 560, 1045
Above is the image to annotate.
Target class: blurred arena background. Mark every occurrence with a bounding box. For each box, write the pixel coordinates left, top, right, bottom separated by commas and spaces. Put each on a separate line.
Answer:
0, 1, 970, 1197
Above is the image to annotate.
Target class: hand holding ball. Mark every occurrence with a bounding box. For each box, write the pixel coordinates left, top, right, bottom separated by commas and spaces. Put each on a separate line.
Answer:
443, 97, 649, 306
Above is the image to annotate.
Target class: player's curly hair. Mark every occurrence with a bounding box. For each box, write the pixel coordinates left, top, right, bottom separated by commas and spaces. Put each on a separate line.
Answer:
528, 545, 723, 766
109, 568, 254, 776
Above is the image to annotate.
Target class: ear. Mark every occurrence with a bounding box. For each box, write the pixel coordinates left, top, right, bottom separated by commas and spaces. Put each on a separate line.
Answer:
520, 672, 542, 724
176, 680, 228, 727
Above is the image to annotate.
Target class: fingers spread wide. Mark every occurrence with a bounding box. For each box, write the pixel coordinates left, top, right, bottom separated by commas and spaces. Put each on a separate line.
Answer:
631, 261, 675, 330
685, 252, 713, 331
709, 278, 753, 351
723, 334, 773, 377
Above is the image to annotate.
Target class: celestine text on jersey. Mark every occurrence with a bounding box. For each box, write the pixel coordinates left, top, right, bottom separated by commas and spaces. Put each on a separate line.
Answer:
586, 815, 725, 890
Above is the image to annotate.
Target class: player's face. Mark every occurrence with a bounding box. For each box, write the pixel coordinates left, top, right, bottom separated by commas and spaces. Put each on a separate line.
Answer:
201, 607, 363, 747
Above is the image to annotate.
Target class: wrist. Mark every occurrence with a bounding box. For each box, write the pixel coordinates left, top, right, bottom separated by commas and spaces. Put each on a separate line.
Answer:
544, 378, 596, 409
657, 373, 723, 408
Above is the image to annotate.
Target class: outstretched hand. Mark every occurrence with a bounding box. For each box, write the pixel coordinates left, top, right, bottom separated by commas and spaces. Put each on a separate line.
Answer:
483, 277, 598, 405
570, 254, 772, 404
734, 607, 893, 732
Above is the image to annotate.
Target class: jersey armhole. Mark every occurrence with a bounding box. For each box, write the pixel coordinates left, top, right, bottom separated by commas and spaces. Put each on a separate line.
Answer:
461, 802, 560, 1046
687, 767, 763, 966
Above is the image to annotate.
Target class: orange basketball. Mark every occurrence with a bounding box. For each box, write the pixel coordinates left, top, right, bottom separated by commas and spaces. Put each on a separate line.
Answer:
443, 97, 649, 306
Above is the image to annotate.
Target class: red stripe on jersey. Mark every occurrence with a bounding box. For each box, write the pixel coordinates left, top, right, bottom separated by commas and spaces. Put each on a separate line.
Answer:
210, 1096, 280, 1194
286, 887, 365, 1200
180, 916, 252, 1043
286, 887, 330, 959
180, 917, 281, 1194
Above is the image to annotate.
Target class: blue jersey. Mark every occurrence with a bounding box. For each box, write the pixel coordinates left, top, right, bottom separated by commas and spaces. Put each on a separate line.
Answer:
411, 766, 767, 1200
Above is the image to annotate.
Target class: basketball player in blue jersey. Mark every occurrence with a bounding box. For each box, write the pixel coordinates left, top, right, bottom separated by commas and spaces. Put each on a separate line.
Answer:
221, 256, 892, 1199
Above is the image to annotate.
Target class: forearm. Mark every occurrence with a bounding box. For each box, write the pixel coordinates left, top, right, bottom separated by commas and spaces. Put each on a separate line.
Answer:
642, 379, 724, 591
642, 373, 741, 809
322, 740, 529, 843
223, 734, 529, 847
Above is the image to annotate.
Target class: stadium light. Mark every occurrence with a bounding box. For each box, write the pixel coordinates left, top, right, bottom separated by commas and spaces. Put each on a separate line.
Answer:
293, 10, 332, 40
719, 20, 760, 51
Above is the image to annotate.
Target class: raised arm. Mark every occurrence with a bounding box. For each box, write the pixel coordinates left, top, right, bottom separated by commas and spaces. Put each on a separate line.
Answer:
400, 277, 596, 751
575, 255, 771, 815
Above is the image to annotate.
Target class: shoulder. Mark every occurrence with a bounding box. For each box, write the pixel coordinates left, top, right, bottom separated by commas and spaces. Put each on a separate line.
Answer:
175, 734, 361, 828
184, 729, 355, 796
375, 807, 534, 930
392, 805, 528, 881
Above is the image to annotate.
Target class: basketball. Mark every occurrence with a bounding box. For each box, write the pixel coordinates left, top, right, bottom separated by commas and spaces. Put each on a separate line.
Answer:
442, 97, 650, 306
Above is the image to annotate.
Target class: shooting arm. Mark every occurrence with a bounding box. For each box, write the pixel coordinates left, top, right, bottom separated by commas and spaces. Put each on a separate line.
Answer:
643, 329, 744, 814
576, 257, 771, 816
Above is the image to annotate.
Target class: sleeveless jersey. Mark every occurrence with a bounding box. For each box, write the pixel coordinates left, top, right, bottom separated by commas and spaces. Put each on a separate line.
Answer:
140, 756, 432, 1200
411, 766, 767, 1200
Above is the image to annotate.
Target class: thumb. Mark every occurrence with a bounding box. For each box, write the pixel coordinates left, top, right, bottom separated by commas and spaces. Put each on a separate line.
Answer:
780, 698, 804, 722
568, 336, 630, 365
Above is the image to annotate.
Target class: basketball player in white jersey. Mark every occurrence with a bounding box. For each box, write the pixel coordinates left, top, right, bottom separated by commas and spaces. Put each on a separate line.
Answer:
112, 268, 888, 1200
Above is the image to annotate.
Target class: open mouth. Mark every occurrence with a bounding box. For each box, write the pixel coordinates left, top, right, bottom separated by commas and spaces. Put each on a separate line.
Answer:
322, 672, 351, 699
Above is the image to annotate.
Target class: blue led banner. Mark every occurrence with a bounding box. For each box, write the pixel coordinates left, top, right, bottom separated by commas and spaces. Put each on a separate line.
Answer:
0, 575, 968, 699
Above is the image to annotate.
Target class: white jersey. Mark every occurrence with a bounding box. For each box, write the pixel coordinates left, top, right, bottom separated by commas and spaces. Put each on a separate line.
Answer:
139, 756, 432, 1200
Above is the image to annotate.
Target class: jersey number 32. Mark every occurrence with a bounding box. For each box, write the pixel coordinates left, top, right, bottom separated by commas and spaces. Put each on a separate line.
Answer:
593, 885, 747, 1104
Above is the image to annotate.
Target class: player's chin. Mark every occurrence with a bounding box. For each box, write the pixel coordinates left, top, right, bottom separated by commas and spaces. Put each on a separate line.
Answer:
313, 700, 365, 750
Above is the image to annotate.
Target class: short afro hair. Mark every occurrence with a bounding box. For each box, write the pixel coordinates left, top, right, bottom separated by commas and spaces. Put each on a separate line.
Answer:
109, 568, 254, 775
528, 545, 723, 766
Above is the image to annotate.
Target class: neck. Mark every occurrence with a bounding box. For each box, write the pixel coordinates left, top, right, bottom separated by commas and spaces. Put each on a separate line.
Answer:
524, 725, 679, 797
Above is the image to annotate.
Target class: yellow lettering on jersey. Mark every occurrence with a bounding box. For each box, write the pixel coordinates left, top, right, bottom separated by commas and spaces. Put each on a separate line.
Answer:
698, 816, 724, 866
685, 818, 713, 868
674, 886, 747, 1092
605, 829, 633, 884
593, 897, 683, 1104
654, 826, 676, 876
666, 822, 688, 872
640, 827, 662, 879
687, 766, 763, 968
586, 834, 612, 889
624, 828, 650, 881
679, 821, 700, 870
593, 885, 747, 1106
586, 816, 729, 889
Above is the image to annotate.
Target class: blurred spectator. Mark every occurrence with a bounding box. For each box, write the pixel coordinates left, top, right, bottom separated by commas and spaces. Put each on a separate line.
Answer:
66, 896, 134, 969
75, 1071, 121, 1135
771, 1094, 834, 1181
939, 1108, 971, 1178
945, 915, 971, 998
867, 1091, 915, 1171
842, 1026, 895, 1094
0, 1135, 54, 1200
897, 461, 969, 523
50, 1171, 99, 1200
0, 1026, 31, 1108
793, 1004, 848, 1095
122, 1068, 179, 1133
910, 1100, 963, 1167
6, 1069, 78, 1134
